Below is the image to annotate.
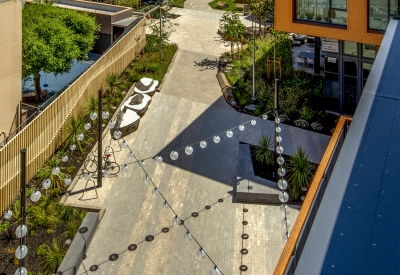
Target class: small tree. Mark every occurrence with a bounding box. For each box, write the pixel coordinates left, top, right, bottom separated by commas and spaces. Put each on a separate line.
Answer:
253, 135, 274, 167
22, 3, 100, 102
219, 11, 246, 57
287, 147, 314, 201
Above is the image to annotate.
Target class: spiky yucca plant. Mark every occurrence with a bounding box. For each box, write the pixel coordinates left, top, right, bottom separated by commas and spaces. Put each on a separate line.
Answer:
42, 239, 66, 273
62, 116, 87, 153
81, 96, 98, 125
287, 147, 314, 201
36, 156, 68, 189
103, 72, 124, 98
253, 135, 274, 167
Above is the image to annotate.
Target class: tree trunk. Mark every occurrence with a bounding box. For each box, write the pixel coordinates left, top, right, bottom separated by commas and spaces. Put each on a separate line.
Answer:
259, 18, 262, 36
34, 74, 41, 102
230, 40, 234, 57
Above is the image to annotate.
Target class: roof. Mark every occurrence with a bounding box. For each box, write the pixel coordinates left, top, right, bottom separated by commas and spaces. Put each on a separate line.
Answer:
294, 19, 400, 275
112, 16, 139, 27
53, 0, 129, 14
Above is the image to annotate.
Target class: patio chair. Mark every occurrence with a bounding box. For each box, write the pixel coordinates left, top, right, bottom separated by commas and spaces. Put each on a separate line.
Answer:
297, 57, 305, 66
307, 58, 314, 68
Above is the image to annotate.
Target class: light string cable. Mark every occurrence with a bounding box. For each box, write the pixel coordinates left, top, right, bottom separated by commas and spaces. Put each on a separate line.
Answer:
275, 110, 290, 241
116, 113, 270, 168
122, 137, 225, 274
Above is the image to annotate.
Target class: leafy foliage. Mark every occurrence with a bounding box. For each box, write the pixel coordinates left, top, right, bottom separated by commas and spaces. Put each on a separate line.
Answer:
63, 220, 79, 239
59, 206, 80, 221
114, 0, 138, 8
81, 96, 98, 125
30, 205, 60, 229
103, 72, 124, 98
62, 116, 87, 153
41, 239, 66, 273
219, 11, 246, 56
145, 17, 179, 60
36, 244, 47, 257
0, 222, 10, 233
253, 135, 274, 166
36, 156, 68, 189
22, 3, 100, 101
287, 148, 314, 201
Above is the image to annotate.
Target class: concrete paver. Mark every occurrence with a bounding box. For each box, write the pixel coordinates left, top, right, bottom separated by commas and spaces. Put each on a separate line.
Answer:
63, 7, 330, 275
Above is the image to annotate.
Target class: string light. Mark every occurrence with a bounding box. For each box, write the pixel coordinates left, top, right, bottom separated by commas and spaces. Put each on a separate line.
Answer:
275, 111, 290, 241
213, 136, 220, 143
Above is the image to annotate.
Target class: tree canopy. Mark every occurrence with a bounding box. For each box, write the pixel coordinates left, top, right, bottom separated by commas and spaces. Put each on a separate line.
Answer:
219, 11, 245, 56
22, 3, 100, 101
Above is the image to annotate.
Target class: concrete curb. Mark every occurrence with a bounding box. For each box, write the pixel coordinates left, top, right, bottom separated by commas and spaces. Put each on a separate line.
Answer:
216, 71, 235, 103
57, 212, 99, 275
157, 47, 179, 92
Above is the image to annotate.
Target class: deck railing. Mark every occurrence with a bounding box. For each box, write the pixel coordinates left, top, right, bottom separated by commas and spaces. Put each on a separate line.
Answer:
274, 116, 352, 275
0, 18, 146, 214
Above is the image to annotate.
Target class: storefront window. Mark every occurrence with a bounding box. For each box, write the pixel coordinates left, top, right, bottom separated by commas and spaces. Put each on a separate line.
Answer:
325, 57, 339, 73
296, 0, 347, 25
362, 44, 376, 58
369, 0, 400, 31
344, 41, 357, 56
344, 60, 357, 77
363, 63, 373, 79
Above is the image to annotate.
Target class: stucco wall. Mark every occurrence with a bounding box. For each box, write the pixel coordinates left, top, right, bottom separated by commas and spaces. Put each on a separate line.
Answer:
274, 0, 384, 46
0, 0, 22, 135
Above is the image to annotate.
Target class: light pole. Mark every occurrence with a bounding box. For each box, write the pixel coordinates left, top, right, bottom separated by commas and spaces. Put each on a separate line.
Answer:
97, 89, 103, 188
159, 2, 163, 59
274, 78, 279, 162
252, 23, 256, 101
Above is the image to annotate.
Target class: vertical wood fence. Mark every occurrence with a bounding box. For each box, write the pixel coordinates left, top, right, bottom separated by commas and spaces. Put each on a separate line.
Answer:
0, 18, 146, 214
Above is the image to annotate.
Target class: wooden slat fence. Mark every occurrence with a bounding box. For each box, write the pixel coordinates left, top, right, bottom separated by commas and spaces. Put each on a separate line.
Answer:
0, 18, 146, 214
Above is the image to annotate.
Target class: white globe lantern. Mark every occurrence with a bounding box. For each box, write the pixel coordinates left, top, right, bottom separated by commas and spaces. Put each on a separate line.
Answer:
276, 146, 284, 154
200, 141, 207, 148
276, 136, 282, 142
185, 146, 193, 155
14, 267, 28, 275
15, 225, 28, 238
213, 136, 220, 143
184, 231, 193, 242
172, 216, 181, 225
77, 133, 84, 141
276, 126, 282, 133
3, 210, 12, 220
210, 266, 222, 275
279, 191, 289, 203
114, 130, 122, 139
70, 144, 76, 151
163, 201, 169, 209
280, 204, 290, 215
108, 120, 116, 129
121, 141, 128, 149
262, 114, 268, 120
122, 165, 129, 173
102, 111, 110, 120
154, 156, 163, 164
251, 119, 256, 125
128, 151, 135, 159
64, 177, 72, 186
84, 173, 92, 181
197, 248, 206, 259
30, 190, 42, 202
170, 151, 178, 160
152, 188, 159, 197
15, 245, 28, 259
239, 125, 245, 131
84, 123, 91, 130
90, 112, 98, 121
42, 179, 51, 190
52, 167, 60, 176
62, 155, 69, 162
226, 130, 233, 138
278, 179, 288, 190
278, 167, 286, 177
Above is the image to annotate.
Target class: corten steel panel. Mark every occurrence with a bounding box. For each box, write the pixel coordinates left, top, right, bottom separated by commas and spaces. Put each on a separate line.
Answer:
274, 0, 384, 45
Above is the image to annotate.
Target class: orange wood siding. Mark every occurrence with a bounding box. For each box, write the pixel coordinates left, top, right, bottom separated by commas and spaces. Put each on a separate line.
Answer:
275, 0, 384, 45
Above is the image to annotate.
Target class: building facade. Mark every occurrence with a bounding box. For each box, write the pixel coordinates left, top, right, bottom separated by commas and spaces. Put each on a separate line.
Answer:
0, 0, 22, 138
274, 0, 398, 115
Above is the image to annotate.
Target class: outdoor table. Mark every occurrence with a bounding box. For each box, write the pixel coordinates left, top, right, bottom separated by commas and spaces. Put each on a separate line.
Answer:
297, 51, 315, 60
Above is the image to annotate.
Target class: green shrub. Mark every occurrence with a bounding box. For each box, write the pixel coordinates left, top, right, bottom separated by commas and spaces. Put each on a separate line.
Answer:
81, 96, 98, 124
64, 220, 79, 239
87, 137, 94, 143
300, 106, 313, 121
62, 116, 88, 154
30, 206, 60, 228
37, 156, 68, 189
0, 221, 10, 233
287, 147, 314, 201
36, 244, 47, 257
66, 166, 76, 174
59, 206, 80, 221
41, 239, 66, 273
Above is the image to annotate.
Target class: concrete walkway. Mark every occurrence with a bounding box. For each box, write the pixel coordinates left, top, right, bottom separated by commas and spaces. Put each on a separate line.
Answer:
64, 7, 330, 275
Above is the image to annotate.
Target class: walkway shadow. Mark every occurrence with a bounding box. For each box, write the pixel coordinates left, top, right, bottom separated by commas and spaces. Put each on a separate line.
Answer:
153, 95, 330, 188
194, 57, 218, 71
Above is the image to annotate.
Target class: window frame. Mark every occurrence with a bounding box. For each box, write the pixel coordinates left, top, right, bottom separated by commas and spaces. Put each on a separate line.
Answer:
295, 0, 348, 26
368, 0, 400, 31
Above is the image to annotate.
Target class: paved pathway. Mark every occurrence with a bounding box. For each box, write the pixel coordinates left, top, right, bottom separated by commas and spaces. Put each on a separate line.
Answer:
63, 6, 330, 275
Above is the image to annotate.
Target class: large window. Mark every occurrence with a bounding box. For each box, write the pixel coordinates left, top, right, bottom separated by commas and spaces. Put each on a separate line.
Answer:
296, 0, 347, 25
369, 0, 400, 31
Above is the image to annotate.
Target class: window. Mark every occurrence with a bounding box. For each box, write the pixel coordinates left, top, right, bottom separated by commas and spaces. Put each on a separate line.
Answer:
296, 0, 347, 25
362, 44, 376, 58
369, 0, 400, 31
344, 41, 357, 56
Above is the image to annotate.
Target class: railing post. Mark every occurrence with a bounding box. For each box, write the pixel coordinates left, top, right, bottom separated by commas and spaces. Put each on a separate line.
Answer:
97, 89, 102, 188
